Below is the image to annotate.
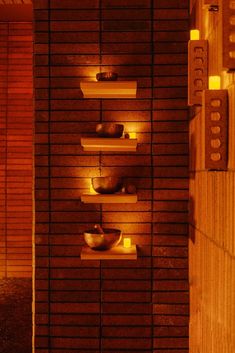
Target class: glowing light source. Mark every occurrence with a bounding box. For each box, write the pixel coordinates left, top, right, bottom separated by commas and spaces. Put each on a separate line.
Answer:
89, 181, 97, 194
190, 29, 200, 40
123, 238, 131, 248
209, 76, 221, 90
128, 132, 136, 139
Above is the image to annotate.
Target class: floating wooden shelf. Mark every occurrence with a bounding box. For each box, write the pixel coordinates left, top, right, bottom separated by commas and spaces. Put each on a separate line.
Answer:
81, 244, 137, 260
81, 137, 137, 152
80, 81, 137, 98
81, 193, 138, 203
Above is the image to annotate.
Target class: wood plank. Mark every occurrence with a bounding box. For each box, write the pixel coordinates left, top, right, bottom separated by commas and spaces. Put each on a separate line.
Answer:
80, 81, 137, 98
81, 193, 138, 203
81, 244, 137, 260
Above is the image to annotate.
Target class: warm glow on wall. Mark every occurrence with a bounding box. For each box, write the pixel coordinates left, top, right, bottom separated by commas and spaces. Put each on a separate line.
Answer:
190, 29, 200, 40
89, 181, 97, 194
209, 76, 221, 90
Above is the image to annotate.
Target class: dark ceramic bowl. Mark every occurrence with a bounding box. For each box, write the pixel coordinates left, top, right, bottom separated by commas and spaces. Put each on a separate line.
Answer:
92, 176, 123, 194
96, 71, 118, 81
96, 123, 124, 138
84, 228, 122, 250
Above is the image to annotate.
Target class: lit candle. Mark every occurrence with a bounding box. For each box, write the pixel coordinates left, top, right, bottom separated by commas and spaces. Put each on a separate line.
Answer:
209, 76, 221, 90
128, 132, 136, 139
190, 29, 200, 40
123, 238, 131, 248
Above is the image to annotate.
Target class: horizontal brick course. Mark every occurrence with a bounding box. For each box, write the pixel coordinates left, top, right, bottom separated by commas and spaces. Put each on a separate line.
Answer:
34, 0, 189, 352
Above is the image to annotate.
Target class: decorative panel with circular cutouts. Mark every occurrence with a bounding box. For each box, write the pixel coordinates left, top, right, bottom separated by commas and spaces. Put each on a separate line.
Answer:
203, 89, 228, 170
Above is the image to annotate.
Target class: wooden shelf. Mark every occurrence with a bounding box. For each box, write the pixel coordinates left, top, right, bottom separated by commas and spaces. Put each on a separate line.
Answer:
81, 137, 137, 152
80, 81, 137, 98
81, 244, 137, 260
81, 193, 137, 203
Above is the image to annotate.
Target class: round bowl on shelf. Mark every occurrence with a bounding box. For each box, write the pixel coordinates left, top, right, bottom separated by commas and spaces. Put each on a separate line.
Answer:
96, 123, 124, 138
96, 71, 118, 81
92, 176, 123, 194
84, 228, 122, 250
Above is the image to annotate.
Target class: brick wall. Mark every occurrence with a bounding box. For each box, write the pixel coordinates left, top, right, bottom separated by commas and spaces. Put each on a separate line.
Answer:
34, 0, 189, 352
0, 22, 33, 278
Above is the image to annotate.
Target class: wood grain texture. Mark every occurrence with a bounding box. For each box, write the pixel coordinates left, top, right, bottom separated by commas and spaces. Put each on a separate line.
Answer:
188, 40, 208, 106
222, 0, 235, 70
0, 22, 33, 278
189, 1, 235, 351
203, 89, 228, 170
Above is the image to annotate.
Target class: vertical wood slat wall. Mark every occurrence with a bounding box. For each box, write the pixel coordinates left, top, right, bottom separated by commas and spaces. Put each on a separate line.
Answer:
189, 1, 235, 352
0, 22, 33, 278
34, 0, 189, 352
189, 105, 235, 353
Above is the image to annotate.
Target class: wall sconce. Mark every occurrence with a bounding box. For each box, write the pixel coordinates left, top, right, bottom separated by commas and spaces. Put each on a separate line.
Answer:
222, 0, 235, 69
188, 30, 208, 105
203, 89, 228, 170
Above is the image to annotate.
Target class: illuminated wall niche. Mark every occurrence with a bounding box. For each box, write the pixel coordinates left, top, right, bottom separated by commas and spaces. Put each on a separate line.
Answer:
222, 0, 235, 69
203, 89, 228, 170
188, 30, 208, 105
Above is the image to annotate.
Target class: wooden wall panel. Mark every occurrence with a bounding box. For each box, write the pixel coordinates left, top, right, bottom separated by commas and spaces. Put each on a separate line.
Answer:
190, 113, 235, 353
34, 1, 189, 352
189, 225, 235, 353
0, 22, 33, 278
189, 1, 235, 352
0, 23, 8, 278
